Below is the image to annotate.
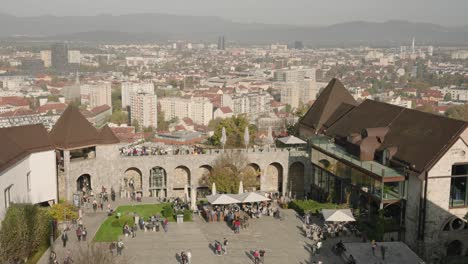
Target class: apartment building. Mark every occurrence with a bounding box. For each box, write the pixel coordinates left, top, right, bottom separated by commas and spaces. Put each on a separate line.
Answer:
159, 97, 213, 126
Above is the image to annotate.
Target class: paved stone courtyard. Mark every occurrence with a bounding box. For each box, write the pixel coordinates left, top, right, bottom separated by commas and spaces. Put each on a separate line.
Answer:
122, 210, 349, 264
38, 199, 359, 264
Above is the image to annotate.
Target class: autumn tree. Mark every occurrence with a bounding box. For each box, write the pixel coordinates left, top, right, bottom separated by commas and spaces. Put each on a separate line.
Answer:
199, 151, 260, 193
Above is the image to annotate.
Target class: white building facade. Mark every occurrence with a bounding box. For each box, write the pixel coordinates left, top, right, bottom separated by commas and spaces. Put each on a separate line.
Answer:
80, 82, 112, 109
121, 82, 155, 109
159, 97, 213, 126
130, 92, 158, 128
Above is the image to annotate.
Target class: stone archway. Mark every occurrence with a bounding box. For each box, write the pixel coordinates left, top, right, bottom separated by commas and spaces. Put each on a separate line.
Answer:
173, 166, 191, 198
196, 165, 212, 198
447, 240, 463, 256
77, 174, 91, 193
150, 166, 167, 198
244, 163, 261, 191
265, 163, 283, 193
123, 168, 143, 198
289, 162, 305, 198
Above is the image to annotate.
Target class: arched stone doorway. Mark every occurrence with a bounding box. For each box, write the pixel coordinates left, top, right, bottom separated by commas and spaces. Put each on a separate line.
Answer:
196, 165, 212, 198
150, 167, 167, 198
244, 163, 261, 191
265, 163, 283, 193
173, 166, 191, 199
77, 174, 91, 193
289, 162, 305, 198
123, 168, 143, 199
447, 240, 463, 256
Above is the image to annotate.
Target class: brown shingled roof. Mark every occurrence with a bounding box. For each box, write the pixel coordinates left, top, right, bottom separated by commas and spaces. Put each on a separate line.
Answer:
0, 124, 54, 174
300, 78, 357, 134
49, 105, 100, 149
98, 125, 120, 144
326, 99, 467, 173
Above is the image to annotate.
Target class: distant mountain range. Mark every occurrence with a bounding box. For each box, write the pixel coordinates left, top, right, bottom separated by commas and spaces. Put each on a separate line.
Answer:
1, 13, 467, 45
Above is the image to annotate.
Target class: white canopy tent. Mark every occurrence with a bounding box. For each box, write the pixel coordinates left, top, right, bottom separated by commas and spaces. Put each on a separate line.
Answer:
206, 194, 241, 205
277, 135, 307, 145
235, 192, 271, 203
321, 209, 356, 222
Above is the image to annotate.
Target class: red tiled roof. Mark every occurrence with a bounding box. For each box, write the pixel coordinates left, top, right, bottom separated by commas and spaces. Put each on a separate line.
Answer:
218, 107, 232, 114
182, 117, 194, 126
0, 96, 29, 107
37, 103, 67, 114
91, 104, 111, 115
0, 108, 35, 117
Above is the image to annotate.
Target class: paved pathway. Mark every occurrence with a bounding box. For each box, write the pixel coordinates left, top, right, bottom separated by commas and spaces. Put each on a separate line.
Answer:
38, 199, 361, 264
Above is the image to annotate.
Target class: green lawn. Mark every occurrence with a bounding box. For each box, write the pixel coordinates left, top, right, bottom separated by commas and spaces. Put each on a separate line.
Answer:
94, 203, 173, 242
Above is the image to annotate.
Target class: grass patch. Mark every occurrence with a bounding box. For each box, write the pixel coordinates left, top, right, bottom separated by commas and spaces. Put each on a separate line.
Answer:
94, 203, 173, 242
288, 200, 347, 216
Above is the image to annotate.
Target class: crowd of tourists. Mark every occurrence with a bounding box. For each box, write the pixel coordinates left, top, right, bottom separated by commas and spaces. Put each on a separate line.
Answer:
120, 145, 204, 156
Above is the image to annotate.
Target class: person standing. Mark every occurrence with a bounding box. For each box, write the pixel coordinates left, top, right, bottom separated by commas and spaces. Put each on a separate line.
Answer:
371, 240, 377, 256
381, 245, 386, 260
223, 238, 229, 254
63, 250, 73, 264
117, 239, 124, 255
61, 231, 68, 247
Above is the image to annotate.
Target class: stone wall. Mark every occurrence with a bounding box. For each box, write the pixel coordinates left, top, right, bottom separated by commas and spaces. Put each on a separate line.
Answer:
64, 146, 313, 201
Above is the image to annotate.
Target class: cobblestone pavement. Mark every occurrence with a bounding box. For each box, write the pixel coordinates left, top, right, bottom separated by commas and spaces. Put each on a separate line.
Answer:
39, 200, 360, 264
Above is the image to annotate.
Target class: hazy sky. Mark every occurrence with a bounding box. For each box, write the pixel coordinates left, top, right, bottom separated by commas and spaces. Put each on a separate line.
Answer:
1, 0, 467, 26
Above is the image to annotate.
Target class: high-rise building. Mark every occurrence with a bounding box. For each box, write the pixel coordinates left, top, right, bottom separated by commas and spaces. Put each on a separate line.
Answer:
159, 97, 213, 126
68, 50, 81, 64
121, 82, 155, 108
40, 50, 52, 68
221, 91, 271, 120
273, 68, 318, 108
51, 43, 69, 70
130, 91, 157, 128
80, 82, 112, 110
217, 36, 225, 50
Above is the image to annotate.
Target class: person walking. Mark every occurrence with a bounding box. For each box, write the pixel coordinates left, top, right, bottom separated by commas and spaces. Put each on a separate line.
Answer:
163, 218, 169, 233
61, 231, 68, 247
253, 250, 260, 264
63, 250, 73, 264
317, 241, 322, 255
259, 249, 266, 263
223, 238, 229, 254
75, 226, 82, 241
180, 251, 187, 264
117, 239, 124, 255
381, 245, 386, 260
109, 242, 116, 255
186, 250, 192, 264
92, 199, 97, 212
216, 242, 222, 256
132, 223, 137, 238
82, 227, 87, 241
371, 240, 377, 256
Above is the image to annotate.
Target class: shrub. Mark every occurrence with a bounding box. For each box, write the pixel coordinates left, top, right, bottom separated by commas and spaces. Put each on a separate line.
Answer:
162, 205, 174, 218
183, 210, 192, 222
49, 202, 78, 222
0, 204, 52, 263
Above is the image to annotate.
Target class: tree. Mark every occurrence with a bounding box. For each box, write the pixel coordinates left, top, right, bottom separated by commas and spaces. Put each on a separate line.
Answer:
209, 115, 257, 148
157, 110, 169, 131
109, 110, 128, 125
132, 119, 140, 132
71, 244, 129, 264
444, 93, 452, 101
445, 104, 468, 122
112, 88, 122, 111
199, 151, 260, 193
